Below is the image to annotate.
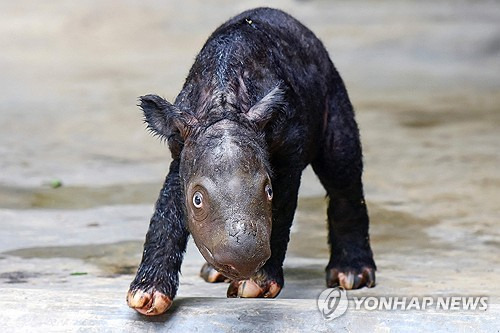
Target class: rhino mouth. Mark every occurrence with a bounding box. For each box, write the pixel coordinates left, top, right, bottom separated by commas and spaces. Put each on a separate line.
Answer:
213, 259, 267, 280
200, 245, 268, 280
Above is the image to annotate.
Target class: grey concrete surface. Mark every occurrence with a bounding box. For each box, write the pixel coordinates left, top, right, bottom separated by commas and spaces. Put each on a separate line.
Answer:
1, 0, 499, 332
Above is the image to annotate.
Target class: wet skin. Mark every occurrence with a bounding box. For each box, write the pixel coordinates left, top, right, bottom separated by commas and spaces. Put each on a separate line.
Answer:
182, 122, 273, 280
128, 7, 375, 315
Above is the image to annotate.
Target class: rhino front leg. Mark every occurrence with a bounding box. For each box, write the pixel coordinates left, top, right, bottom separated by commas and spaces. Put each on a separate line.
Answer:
127, 160, 189, 316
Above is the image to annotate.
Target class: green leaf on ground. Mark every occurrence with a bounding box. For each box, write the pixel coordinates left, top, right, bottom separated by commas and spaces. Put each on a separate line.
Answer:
50, 179, 63, 188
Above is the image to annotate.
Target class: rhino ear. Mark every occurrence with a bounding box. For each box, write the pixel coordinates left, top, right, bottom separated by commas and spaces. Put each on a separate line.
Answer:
140, 94, 193, 140
245, 85, 286, 129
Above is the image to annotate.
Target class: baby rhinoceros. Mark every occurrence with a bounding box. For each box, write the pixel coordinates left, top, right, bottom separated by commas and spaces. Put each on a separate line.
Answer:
127, 7, 376, 315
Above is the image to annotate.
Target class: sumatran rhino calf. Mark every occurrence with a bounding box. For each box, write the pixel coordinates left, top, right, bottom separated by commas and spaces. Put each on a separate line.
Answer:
127, 7, 376, 315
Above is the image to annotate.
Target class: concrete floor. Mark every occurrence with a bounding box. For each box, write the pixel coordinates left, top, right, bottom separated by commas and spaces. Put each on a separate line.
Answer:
0, 0, 499, 331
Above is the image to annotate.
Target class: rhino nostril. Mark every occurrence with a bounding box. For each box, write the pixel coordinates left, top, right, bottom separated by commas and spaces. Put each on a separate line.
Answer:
215, 263, 239, 276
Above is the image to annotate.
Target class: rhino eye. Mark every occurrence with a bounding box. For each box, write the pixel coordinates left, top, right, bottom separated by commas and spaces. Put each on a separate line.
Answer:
265, 184, 273, 200
193, 192, 203, 208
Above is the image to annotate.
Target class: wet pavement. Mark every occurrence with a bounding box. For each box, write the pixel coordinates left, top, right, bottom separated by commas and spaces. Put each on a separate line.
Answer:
1, 0, 499, 331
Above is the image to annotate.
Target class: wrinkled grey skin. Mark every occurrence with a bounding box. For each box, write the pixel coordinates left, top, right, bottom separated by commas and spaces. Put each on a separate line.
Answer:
180, 120, 273, 279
